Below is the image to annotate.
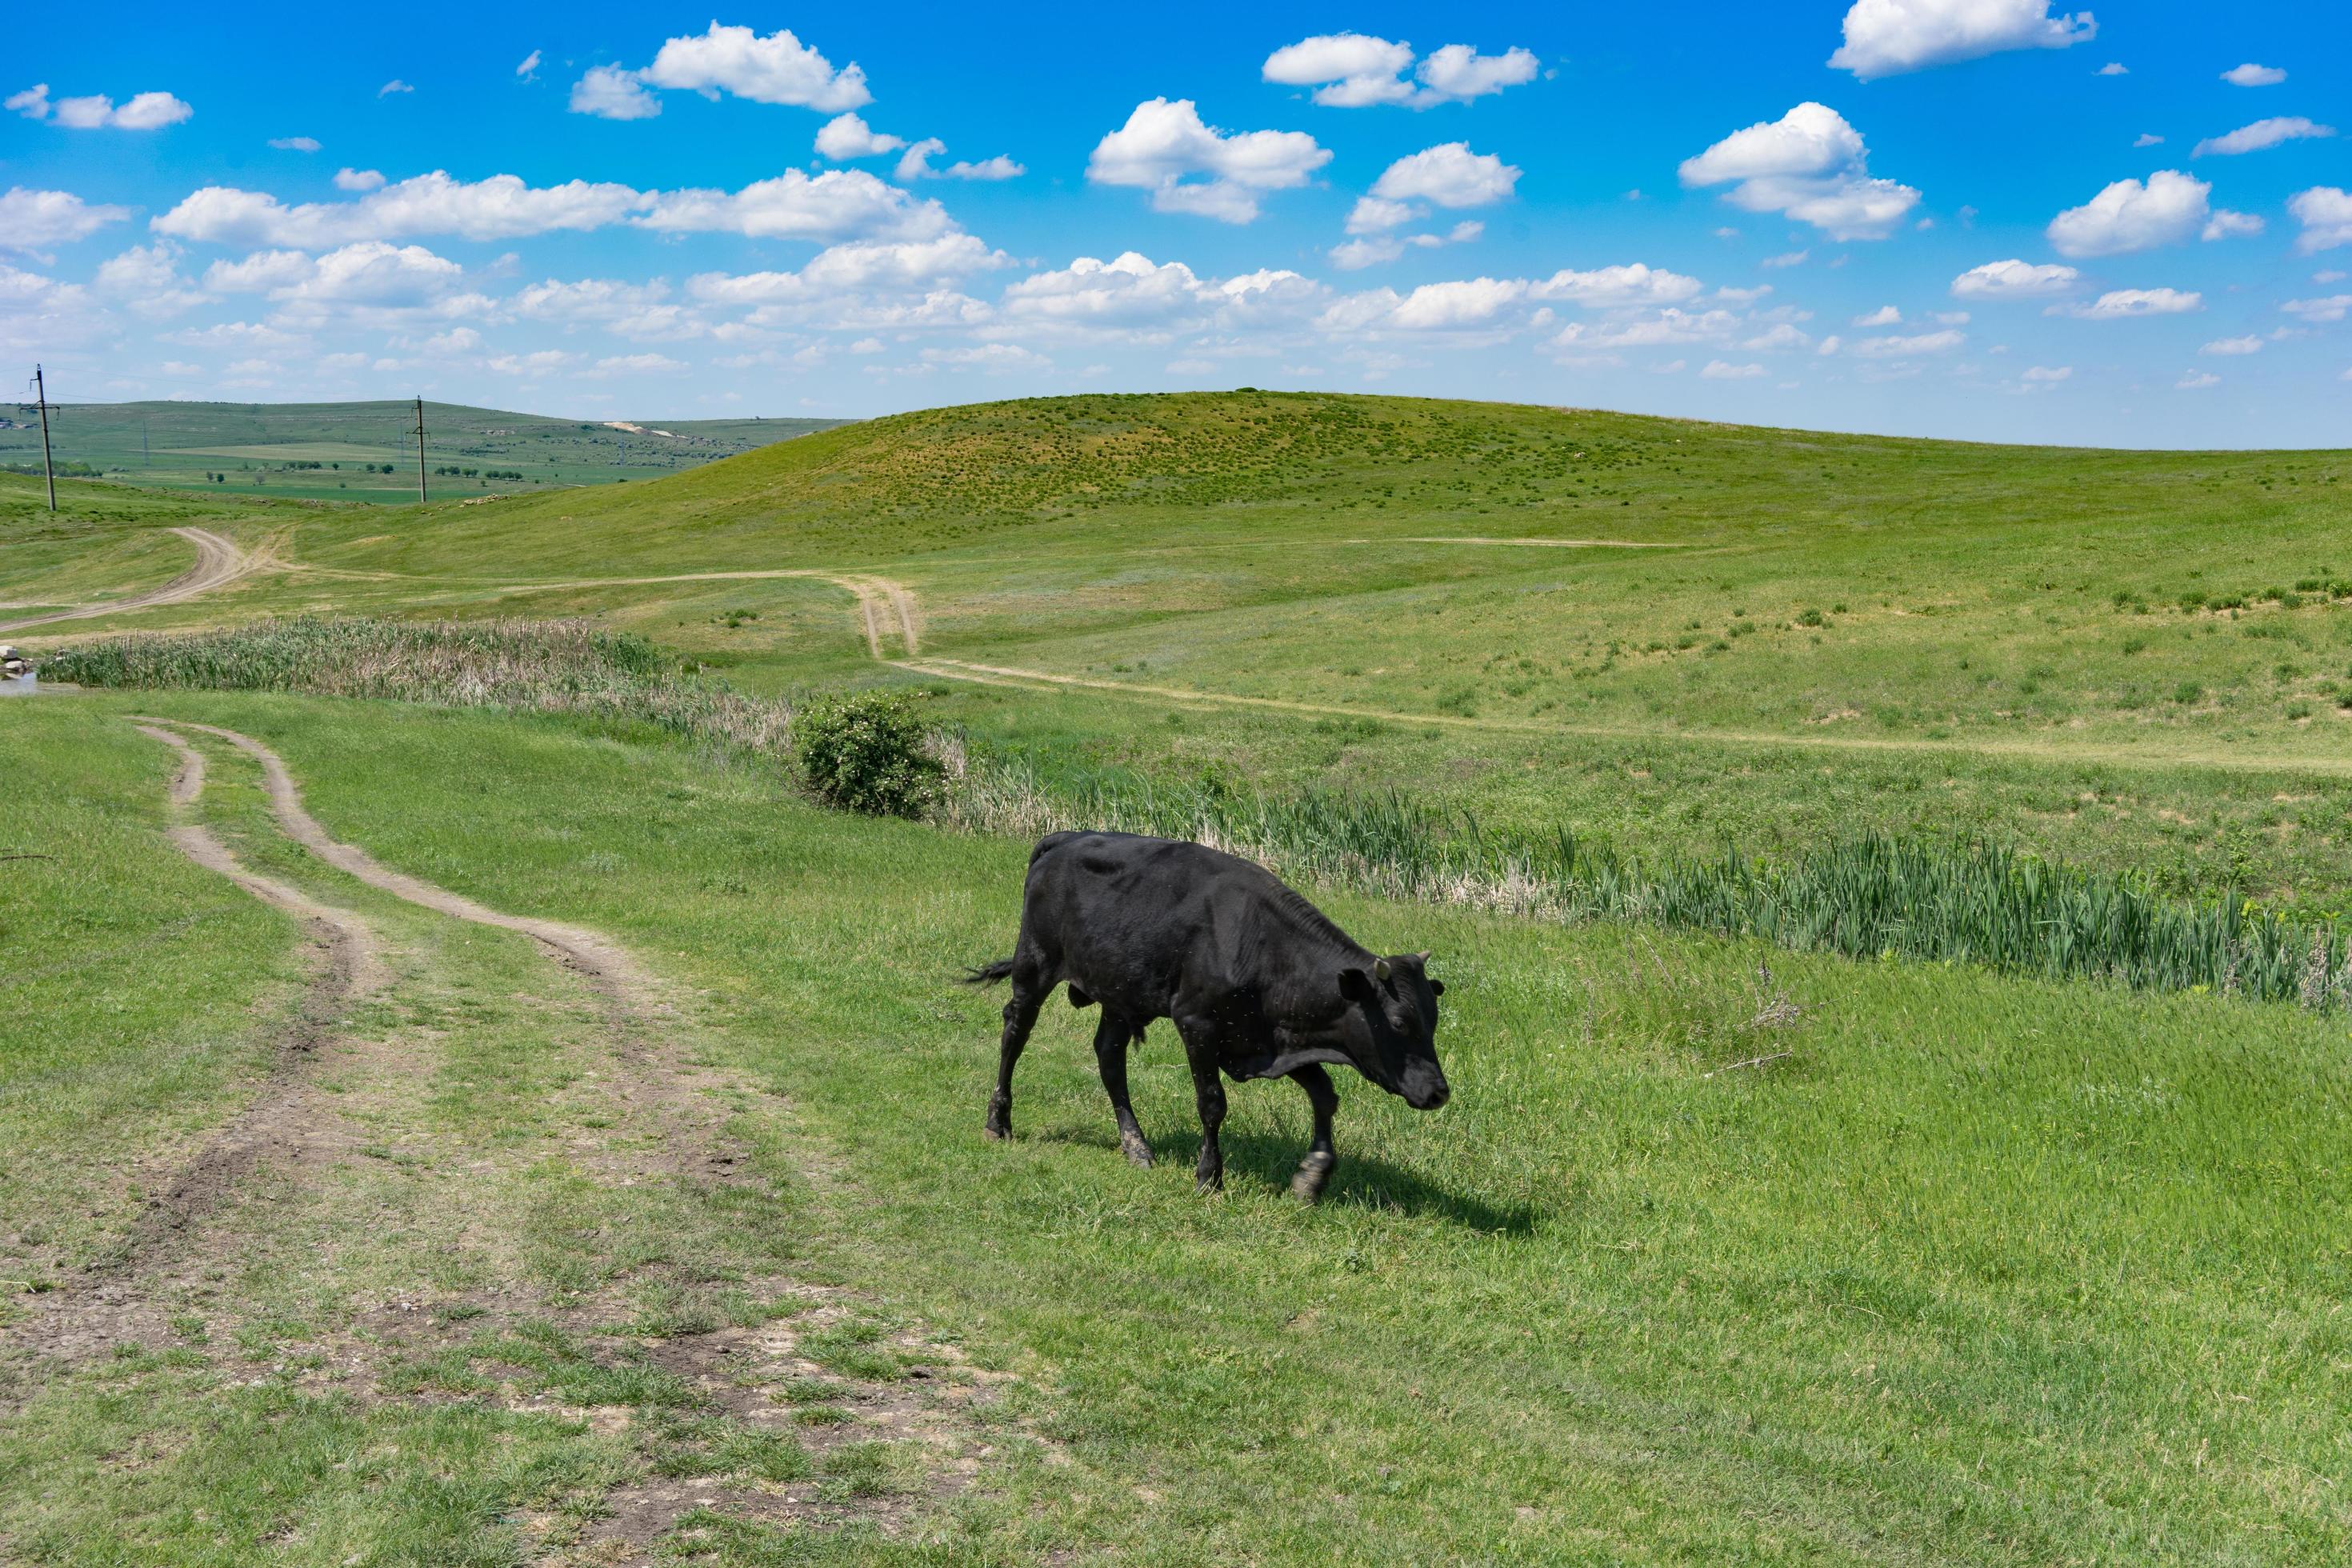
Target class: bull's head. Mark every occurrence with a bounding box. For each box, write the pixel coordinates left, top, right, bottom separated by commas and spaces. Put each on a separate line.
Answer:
1335, 953, 1450, 1110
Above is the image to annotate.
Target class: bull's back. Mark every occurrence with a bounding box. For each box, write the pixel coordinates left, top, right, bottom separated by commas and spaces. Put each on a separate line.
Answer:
1020, 834, 1245, 1013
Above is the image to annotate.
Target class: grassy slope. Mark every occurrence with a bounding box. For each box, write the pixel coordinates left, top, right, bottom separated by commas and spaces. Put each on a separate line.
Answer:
5, 691, 2349, 1562
22, 391, 2352, 906
0, 400, 842, 504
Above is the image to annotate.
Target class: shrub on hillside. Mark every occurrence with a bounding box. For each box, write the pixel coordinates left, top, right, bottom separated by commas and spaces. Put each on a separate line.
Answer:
795, 689, 943, 818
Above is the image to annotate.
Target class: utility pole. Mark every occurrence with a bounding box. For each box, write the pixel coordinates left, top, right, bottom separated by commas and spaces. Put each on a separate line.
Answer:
413, 395, 427, 505
34, 365, 55, 513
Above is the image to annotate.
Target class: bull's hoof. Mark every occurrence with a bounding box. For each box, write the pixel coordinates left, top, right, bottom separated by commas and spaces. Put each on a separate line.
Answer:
982, 1123, 1009, 1142
1194, 1170, 1224, 1196
1120, 1134, 1156, 1168
1290, 1151, 1336, 1204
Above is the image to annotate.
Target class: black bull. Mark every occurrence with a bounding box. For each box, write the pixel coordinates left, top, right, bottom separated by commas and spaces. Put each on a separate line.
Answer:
964, 831, 1450, 1201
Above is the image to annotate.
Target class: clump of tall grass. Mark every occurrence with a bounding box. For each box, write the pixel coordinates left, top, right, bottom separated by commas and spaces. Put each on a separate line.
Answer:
46, 617, 791, 754
938, 753, 2352, 1012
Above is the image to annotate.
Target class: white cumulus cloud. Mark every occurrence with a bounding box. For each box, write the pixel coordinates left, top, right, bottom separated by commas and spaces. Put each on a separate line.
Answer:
0, 186, 130, 253
1701, 359, 1767, 378
815, 112, 904, 159
2200, 335, 2262, 355
1829, 0, 2094, 80
1262, 34, 1538, 108
2280, 294, 2351, 322
2194, 117, 2335, 158
570, 65, 660, 120
638, 169, 952, 242
2220, 63, 2285, 87
1348, 143, 1518, 233
1530, 264, 1704, 308
894, 139, 1023, 182
638, 22, 869, 110
1680, 102, 1919, 239
268, 135, 321, 152
1950, 258, 2078, 298
2202, 209, 2264, 241
2055, 287, 2204, 318
2288, 187, 2352, 253
1087, 98, 1330, 223
1850, 328, 1965, 357
2047, 170, 2222, 257
154, 170, 654, 247
8, 82, 193, 129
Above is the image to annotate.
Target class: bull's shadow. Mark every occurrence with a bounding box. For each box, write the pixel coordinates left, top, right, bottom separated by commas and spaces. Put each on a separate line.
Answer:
1218, 1129, 1536, 1234
1033, 1119, 1535, 1235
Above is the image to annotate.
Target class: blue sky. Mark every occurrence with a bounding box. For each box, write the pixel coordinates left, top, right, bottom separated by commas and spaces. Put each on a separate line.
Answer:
4, 2, 2349, 446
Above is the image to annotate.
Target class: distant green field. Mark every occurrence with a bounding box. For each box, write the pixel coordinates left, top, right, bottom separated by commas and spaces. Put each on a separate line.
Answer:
0, 398, 843, 504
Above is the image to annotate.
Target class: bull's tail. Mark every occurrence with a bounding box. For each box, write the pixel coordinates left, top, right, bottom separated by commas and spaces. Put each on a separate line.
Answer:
961, 957, 1018, 987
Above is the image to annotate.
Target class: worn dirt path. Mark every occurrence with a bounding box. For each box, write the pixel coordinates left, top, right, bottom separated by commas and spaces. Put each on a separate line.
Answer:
0, 527, 273, 634
486, 567, 921, 656
10, 718, 1003, 1557
427, 553, 2352, 782
154, 717, 655, 999
2, 723, 387, 1378
894, 652, 2352, 780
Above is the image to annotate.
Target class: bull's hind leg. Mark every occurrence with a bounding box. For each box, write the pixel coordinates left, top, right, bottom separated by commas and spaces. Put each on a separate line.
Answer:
984, 973, 1046, 1141
1092, 1014, 1154, 1167
1174, 1018, 1228, 1194
1286, 1064, 1341, 1203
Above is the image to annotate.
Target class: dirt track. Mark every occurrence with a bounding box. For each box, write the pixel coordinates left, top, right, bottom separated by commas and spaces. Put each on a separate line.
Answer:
0, 527, 269, 634
6, 718, 1002, 1552
153, 718, 657, 1010
490, 567, 921, 656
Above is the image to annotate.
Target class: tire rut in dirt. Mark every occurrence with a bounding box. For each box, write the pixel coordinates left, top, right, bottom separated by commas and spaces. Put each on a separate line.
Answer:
0, 724, 384, 1387
135, 718, 740, 1186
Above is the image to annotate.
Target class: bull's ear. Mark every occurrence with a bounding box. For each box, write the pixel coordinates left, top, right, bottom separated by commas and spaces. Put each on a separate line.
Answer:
1338, 966, 1375, 1001
1373, 957, 1392, 982
1430, 978, 1446, 997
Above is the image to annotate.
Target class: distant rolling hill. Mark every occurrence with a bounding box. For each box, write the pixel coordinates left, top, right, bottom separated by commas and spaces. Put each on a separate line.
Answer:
0, 398, 845, 505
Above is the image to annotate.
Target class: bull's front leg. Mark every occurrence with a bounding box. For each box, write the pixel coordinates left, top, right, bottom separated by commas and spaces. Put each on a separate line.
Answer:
1174, 1017, 1227, 1194
1286, 1064, 1340, 1203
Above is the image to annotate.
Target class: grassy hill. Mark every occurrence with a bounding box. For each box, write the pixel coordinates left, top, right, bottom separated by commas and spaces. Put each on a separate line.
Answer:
262, 392, 2352, 903
0, 398, 843, 504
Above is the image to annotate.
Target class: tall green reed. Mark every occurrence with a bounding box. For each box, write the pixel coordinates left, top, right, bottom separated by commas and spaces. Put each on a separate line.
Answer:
43, 617, 791, 754
939, 752, 2352, 1011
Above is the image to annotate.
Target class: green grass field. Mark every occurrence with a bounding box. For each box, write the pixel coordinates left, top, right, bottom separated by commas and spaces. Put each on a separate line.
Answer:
6, 391, 2352, 1562
0, 400, 842, 504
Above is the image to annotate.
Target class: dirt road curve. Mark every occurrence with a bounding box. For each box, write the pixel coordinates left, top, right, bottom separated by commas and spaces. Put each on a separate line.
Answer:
144, 717, 656, 1012
491, 567, 921, 657
0, 527, 267, 635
